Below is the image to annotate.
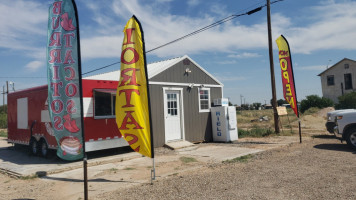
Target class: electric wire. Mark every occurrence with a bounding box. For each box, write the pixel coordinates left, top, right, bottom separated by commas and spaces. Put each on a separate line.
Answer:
3, 0, 284, 78
82, 0, 283, 76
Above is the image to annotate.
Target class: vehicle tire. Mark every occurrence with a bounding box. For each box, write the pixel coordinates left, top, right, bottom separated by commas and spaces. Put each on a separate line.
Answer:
40, 139, 49, 158
346, 128, 356, 149
29, 139, 39, 155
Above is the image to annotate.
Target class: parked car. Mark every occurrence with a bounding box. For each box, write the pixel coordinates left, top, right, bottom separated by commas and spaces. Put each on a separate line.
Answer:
334, 110, 356, 149
325, 109, 355, 134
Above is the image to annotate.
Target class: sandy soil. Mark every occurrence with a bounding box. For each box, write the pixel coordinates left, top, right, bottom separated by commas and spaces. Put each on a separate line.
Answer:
2, 107, 355, 200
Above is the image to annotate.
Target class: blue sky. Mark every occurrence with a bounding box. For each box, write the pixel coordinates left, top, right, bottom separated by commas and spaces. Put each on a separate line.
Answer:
1, 0, 356, 105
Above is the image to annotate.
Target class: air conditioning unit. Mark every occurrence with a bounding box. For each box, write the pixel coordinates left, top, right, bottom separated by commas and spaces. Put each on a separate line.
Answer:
214, 98, 228, 107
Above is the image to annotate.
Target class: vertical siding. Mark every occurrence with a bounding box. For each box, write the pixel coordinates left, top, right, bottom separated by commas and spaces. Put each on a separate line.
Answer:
149, 84, 222, 147
150, 59, 220, 85
148, 57, 223, 147
148, 85, 165, 147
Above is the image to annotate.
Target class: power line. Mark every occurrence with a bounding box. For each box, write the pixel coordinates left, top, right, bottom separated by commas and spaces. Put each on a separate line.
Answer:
0, 77, 46, 79
5, 0, 284, 78
83, 0, 284, 76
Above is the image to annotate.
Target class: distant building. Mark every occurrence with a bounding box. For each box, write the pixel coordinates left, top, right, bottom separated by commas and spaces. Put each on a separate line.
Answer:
318, 58, 356, 103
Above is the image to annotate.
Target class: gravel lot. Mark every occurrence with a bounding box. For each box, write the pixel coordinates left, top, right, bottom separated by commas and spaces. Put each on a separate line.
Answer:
1, 108, 356, 200
99, 136, 356, 200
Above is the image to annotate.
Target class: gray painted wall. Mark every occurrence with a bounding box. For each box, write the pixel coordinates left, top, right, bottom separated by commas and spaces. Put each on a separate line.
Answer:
150, 58, 220, 85
319, 59, 356, 103
149, 85, 222, 147
148, 58, 223, 147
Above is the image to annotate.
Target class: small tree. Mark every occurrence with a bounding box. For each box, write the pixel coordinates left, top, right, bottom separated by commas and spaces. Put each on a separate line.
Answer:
241, 104, 249, 110
335, 92, 356, 109
277, 99, 288, 106
252, 102, 262, 110
300, 95, 334, 113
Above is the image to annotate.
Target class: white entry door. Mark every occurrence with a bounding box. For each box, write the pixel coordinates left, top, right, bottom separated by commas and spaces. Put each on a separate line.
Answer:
164, 90, 182, 142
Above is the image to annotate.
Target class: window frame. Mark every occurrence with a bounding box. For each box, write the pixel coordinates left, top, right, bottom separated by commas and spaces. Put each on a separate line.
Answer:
198, 88, 211, 113
326, 75, 335, 86
344, 73, 353, 90
93, 90, 116, 119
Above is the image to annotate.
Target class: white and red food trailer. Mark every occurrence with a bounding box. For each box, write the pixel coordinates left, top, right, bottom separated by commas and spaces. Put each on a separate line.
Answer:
7, 79, 128, 157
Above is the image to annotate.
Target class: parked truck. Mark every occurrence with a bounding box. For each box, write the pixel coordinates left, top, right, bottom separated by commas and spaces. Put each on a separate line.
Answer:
334, 110, 356, 149
7, 79, 128, 157
325, 109, 355, 134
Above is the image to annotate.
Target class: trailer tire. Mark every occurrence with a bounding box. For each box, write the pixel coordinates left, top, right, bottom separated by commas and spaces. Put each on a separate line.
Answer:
40, 139, 49, 158
29, 139, 39, 155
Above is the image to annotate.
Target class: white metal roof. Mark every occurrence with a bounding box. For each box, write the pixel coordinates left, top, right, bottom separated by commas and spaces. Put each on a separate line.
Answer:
84, 55, 223, 86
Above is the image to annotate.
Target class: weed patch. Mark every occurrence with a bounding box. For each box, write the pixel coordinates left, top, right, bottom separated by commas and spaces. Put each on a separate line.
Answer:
179, 156, 197, 164
123, 167, 136, 170
20, 174, 38, 180
238, 125, 274, 138
223, 154, 253, 164
0, 129, 7, 137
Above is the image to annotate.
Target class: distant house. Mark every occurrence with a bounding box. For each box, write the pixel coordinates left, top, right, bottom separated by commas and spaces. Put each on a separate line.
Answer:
318, 58, 356, 103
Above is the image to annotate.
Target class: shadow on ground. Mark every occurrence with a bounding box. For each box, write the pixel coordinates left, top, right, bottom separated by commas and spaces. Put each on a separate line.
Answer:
312, 134, 336, 139
314, 143, 356, 154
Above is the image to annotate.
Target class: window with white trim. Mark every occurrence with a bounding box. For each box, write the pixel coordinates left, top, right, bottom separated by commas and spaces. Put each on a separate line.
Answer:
198, 88, 210, 112
94, 90, 116, 118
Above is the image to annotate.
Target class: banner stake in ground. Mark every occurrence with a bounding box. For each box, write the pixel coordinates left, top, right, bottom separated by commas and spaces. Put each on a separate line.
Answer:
116, 15, 155, 181
47, 0, 88, 198
276, 34, 302, 143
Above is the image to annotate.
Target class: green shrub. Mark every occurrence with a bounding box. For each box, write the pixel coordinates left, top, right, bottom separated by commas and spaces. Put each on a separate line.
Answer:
335, 92, 356, 109
303, 107, 320, 115
300, 95, 334, 113
0, 113, 7, 129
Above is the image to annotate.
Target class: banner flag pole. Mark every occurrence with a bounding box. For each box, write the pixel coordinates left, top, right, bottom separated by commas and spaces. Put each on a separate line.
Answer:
116, 15, 155, 184
276, 34, 301, 143
71, 0, 89, 197
47, 0, 88, 198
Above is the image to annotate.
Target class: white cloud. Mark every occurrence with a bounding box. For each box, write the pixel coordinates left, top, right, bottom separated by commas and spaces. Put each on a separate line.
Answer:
228, 52, 261, 59
214, 74, 247, 82
187, 0, 200, 7
25, 61, 44, 71
2, 0, 356, 62
296, 65, 327, 71
276, 1, 356, 54
216, 60, 237, 65
0, 0, 48, 54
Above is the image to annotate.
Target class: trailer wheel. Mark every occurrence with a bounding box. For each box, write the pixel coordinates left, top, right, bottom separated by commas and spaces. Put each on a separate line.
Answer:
29, 139, 39, 155
40, 140, 49, 157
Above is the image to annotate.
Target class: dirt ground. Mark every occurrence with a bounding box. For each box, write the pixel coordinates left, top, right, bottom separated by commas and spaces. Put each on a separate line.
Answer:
2, 107, 356, 200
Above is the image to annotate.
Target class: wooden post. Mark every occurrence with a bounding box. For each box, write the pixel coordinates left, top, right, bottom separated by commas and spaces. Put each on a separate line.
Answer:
267, 0, 280, 133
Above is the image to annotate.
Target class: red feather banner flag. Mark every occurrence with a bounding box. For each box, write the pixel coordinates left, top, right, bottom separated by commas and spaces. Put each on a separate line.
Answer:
276, 35, 299, 117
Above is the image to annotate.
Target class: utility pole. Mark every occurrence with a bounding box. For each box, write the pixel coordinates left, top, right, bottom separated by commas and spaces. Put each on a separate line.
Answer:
2, 85, 4, 113
267, 0, 280, 133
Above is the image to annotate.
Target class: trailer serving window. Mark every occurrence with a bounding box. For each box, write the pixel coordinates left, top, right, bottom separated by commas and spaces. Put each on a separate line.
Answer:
93, 89, 116, 119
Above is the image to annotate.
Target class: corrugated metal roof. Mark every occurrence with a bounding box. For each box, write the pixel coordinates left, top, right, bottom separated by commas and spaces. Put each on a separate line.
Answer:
83, 56, 184, 80
83, 55, 223, 86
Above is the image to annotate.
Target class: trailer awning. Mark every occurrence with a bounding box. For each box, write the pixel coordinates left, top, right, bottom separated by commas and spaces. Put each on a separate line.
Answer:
93, 89, 117, 94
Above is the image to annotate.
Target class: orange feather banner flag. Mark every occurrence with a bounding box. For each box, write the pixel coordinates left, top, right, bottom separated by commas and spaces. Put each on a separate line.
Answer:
115, 16, 154, 158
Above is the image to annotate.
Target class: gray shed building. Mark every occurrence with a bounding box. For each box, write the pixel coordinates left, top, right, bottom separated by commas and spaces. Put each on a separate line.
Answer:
318, 58, 356, 103
86, 55, 224, 147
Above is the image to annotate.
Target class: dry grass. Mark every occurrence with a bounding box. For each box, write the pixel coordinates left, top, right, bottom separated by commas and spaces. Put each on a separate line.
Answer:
237, 109, 299, 130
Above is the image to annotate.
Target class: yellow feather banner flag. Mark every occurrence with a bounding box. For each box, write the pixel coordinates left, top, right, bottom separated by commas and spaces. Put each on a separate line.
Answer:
116, 15, 153, 158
